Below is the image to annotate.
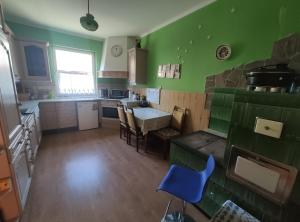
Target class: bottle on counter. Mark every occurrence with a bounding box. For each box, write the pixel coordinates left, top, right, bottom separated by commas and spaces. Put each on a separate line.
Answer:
132, 91, 136, 100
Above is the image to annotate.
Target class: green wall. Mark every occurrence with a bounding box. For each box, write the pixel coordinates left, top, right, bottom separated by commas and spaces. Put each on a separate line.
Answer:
6, 21, 107, 83
141, 0, 300, 93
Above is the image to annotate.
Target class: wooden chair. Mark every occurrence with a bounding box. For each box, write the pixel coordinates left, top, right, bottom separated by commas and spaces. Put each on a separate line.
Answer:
125, 108, 145, 152
117, 104, 128, 143
152, 106, 187, 159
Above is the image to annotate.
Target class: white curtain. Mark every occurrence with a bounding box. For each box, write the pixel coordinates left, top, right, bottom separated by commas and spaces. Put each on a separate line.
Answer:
55, 48, 95, 95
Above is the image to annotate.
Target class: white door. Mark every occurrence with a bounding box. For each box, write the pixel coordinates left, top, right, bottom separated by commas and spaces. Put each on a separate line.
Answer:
77, 102, 99, 130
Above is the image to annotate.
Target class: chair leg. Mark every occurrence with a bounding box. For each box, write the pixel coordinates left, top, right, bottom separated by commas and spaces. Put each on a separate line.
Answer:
128, 132, 131, 145
144, 134, 148, 153
182, 200, 186, 216
120, 126, 122, 139
163, 140, 169, 160
161, 199, 190, 222
136, 135, 139, 152
162, 199, 173, 220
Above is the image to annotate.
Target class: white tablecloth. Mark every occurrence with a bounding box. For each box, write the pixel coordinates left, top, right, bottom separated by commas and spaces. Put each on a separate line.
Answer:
133, 107, 172, 135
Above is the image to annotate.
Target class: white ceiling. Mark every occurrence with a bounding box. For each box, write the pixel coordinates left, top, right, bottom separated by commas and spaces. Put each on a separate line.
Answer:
2, 0, 215, 40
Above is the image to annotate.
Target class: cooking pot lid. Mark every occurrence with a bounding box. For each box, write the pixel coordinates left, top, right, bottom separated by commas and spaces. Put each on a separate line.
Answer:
247, 64, 296, 76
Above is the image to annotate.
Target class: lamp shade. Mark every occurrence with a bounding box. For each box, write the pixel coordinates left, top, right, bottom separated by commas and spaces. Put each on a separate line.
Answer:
80, 13, 98, 31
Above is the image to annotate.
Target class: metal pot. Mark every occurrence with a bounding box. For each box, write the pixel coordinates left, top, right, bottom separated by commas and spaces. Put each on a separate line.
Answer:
245, 64, 298, 88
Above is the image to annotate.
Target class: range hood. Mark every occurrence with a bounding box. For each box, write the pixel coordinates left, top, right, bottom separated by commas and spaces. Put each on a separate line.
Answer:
99, 36, 136, 78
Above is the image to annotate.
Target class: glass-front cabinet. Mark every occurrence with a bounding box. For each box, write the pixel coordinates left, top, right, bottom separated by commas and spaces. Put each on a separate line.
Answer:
18, 39, 51, 81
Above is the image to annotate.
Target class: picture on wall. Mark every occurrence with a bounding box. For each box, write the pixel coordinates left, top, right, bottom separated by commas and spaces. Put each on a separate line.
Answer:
157, 64, 181, 79
157, 65, 165, 78
174, 64, 181, 79
170, 64, 176, 78
165, 64, 173, 78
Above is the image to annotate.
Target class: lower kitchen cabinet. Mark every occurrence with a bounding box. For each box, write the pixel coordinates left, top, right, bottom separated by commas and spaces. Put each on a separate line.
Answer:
56, 102, 77, 129
39, 102, 58, 130
39, 101, 78, 131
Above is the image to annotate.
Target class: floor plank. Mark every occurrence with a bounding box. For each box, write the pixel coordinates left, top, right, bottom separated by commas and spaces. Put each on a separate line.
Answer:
21, 128, 209, 222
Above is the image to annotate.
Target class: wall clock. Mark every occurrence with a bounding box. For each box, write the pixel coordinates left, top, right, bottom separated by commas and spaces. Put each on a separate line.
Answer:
111, 45, 123, 57
216, 44, 231, 60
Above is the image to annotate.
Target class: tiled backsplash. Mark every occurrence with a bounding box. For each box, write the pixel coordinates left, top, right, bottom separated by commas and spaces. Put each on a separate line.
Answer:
18, 79, 128, 100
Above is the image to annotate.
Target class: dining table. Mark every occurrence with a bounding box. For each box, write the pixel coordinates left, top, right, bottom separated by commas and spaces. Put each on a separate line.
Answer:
132, 107, 172, 135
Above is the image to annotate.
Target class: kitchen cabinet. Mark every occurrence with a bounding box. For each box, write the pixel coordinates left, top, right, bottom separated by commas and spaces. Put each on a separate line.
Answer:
0, 30, 23, 221
0, 1, 7, 34
128, 48, 147, 85
18, 39, 51, 81
8, 35, 22, 80
39, 102, 58, 130
56, 102, 77, 129
0, 32, 23, 144
5, 25, 23, 81
40, 102, 77, 131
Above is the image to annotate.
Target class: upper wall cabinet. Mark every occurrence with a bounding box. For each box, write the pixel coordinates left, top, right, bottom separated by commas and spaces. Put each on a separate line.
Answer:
18, 39, 51, 81
0, 1, 7, 34
5, 26, 22, 80
128, 48, 147, 85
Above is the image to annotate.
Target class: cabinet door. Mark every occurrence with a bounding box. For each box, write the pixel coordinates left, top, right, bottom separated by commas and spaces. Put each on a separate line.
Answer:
34, 108, 42, 143
18, 39, 51, 81
0, 33, 22, 142
128, 50, 136, 84
8, 35, 22, 79
39, 102, 58, 130
56, 102, 77, 129
0, 2, 6, 33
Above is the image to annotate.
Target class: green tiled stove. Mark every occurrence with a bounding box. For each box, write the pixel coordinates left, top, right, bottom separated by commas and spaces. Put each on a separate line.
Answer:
170, 88, 300, 222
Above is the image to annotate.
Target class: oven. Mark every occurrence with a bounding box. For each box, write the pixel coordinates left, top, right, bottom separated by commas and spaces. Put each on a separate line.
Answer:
102, 107, 118, 118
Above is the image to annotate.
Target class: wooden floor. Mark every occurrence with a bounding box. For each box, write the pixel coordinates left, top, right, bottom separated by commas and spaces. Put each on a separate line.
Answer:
21, 128, 209, 222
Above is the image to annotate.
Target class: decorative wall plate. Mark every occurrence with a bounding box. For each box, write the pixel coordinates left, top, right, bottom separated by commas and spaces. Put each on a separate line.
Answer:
216, 44, 231, 60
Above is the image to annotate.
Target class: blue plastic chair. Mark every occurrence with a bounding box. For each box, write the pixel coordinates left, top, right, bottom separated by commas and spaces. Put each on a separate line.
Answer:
157, 155, 215, 222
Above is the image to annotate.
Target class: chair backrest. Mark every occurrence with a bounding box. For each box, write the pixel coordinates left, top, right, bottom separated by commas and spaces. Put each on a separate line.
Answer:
170, 106, 186, 132
201, 154, 215, 183
117, 104, 127, 125
125, 108, 138, 131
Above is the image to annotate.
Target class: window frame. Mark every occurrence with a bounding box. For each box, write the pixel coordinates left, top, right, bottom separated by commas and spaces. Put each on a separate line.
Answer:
53, 46, 97, 97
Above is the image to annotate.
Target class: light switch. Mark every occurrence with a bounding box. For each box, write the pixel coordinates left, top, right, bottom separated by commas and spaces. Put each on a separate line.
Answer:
254, 117, 283, 139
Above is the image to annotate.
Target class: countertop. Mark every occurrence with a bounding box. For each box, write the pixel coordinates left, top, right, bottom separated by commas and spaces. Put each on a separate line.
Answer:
20, 97, 122, 114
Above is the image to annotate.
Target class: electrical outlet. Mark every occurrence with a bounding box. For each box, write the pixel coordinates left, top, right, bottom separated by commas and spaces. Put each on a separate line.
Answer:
254, 117, 283, 139
0, 178, 11, 193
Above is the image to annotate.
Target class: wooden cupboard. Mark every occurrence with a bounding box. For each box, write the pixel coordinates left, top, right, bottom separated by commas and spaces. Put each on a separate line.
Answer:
18, 39, 51, 82
0, 1, 6, 34
56, 102, 77, 129
39, 102, 77, 131
0, 30, 22, 221
39, 102, 58, 130
128, 48, 147, 85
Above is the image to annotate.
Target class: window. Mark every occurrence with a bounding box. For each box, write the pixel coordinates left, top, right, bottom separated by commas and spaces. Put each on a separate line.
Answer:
54, 48, 95, 96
